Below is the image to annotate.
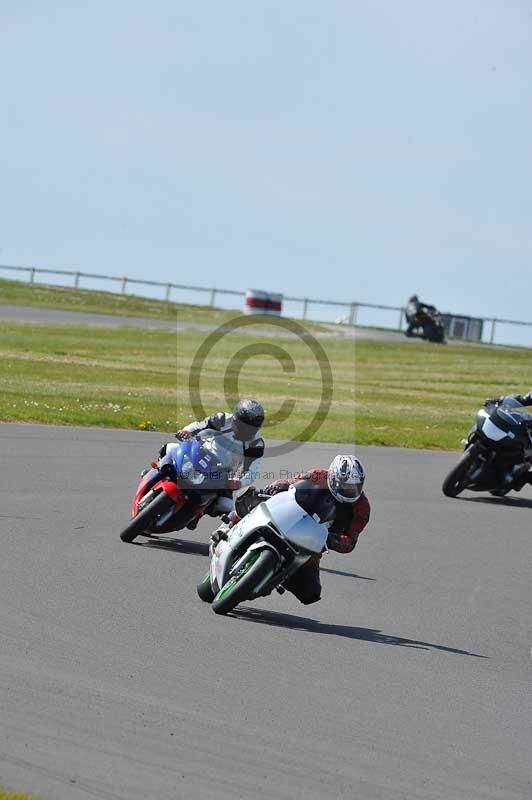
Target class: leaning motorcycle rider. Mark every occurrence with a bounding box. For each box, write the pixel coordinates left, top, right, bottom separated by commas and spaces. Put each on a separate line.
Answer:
484, 391, 532, 490
217, 455, 370, 605
160, 399, 265, 528
405, 294, 438, 336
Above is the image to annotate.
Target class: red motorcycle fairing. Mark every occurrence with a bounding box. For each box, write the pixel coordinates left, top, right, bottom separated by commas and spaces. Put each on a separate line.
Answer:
132, 469, 186, 516
131, 468, 218, 532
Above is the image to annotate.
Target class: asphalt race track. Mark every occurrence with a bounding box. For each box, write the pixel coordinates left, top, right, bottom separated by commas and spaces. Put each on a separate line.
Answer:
0, 424, 530, 799
0, 303, 209, 331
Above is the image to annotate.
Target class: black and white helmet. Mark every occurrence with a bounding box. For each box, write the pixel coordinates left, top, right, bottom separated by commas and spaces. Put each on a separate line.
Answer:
231, 399, 265, 441
327, 455, 365, 504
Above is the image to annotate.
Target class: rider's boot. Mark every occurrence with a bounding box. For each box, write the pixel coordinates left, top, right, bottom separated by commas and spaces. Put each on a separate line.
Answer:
512, 467, 532, 491
209, 523, 230, 555
501, 463, 530, 491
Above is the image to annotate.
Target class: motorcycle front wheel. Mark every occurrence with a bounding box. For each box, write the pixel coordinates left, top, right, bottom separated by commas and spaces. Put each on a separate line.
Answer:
197, 572, 216, 603
119, 491, 176, 542
442, 449, 477, 498
212, 549, 277, 616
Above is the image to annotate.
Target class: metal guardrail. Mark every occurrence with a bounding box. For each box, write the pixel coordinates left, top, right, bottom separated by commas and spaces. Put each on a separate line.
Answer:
0, 263, 404, 327
0, 263, 529, 346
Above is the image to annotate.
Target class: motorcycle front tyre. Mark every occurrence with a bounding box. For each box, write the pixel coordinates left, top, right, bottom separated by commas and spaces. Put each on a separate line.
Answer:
442, 449, 477, 498
211, 549, 277, 616
197, 572, 216, 603
119, 491, 176, 542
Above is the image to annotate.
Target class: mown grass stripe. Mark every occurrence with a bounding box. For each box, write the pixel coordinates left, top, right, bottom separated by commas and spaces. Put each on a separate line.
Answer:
1, 320, 531, 448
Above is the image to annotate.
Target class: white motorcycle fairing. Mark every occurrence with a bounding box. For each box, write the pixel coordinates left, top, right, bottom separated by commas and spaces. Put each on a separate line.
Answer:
477, 409, 510, 442
264, 487, 330, 553
210, 485, 329, 597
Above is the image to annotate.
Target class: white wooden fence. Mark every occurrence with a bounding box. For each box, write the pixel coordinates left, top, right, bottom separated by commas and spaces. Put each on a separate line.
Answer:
0, 263, 529, 346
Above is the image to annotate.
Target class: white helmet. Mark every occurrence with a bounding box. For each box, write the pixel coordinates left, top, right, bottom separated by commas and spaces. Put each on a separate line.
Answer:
327, 455, 365, 504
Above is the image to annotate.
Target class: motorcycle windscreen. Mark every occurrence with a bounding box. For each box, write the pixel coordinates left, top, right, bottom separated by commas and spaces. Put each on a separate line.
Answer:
197, 431, 234, 467
264, 487, 329, 554
197, 430, 243, 484
499, 395, 526, 410
496, 407, 532, 427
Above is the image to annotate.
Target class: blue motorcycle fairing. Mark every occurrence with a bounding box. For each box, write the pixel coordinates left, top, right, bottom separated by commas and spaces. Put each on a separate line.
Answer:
165, 437, 227, 487
168, 438, 197, 476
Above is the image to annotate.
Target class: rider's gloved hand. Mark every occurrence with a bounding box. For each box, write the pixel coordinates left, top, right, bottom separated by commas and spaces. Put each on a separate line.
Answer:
227, 510, 240, 527
327, 531, 357, 553
262, 481, 290, 496
175, 429, 190, 440
210, 527, 229, 548
484, 398, 500, 407
234, 486, 264, 518
206, 412, 226, 431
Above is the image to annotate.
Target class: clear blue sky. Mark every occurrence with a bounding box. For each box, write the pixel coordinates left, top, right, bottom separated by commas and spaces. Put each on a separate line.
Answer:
1, 1, 531, 327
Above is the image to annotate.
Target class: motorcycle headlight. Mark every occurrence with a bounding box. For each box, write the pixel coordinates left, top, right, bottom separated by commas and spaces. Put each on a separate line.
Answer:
180, 454, 194, 481
181, 454, 205, 485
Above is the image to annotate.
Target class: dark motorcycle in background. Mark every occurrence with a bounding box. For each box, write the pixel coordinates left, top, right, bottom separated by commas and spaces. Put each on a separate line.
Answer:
405, 305, 446, 343
119, 436, 226, 542
442, 396, 532, 498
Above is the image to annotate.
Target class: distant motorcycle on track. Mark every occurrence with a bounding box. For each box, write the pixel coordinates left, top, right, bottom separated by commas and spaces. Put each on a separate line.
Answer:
405, 305, 446, 343
196, 483, 332, 615
119, 436, 227, 543
442, 396, 532, 498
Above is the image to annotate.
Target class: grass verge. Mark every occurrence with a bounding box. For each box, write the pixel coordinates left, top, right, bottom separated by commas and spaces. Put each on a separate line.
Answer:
0, 789, 42, 800
0, 320, 531, 449
0, 277, 328, 330
0, 277, 242, 323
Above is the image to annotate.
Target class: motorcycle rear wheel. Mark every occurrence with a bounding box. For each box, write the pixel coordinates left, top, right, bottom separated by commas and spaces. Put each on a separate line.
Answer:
442, 449, 476, 498
212, 549, 277, 616
119, 491, 175, 542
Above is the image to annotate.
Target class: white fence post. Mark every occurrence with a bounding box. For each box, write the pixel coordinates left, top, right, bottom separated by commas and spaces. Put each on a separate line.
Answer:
302, 298, 308, 319
210, 288, 216, 306
74, 272, 80, 289
490, 318, 497, 344
348, 303, 358, 326
398, 308, 404, 330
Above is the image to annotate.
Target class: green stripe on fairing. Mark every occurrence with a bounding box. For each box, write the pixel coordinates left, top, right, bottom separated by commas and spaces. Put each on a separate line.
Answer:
214, 552, 261, 601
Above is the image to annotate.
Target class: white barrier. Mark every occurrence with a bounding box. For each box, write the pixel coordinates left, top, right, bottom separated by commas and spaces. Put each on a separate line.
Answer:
244, 289, 283, 316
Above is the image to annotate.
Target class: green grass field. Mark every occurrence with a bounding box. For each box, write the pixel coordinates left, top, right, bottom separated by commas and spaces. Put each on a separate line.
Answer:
1, 319, 531, 449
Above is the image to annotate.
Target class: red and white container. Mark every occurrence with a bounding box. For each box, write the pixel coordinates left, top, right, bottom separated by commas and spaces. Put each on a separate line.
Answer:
244, 289, 283, 316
